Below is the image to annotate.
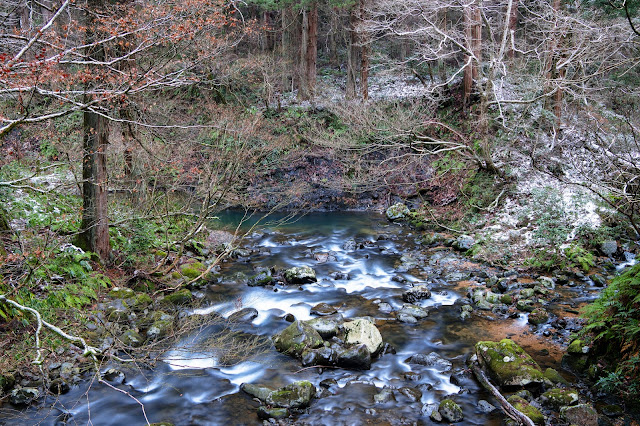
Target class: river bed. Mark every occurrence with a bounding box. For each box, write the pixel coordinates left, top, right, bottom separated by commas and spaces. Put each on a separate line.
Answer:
3, 211, 603, 425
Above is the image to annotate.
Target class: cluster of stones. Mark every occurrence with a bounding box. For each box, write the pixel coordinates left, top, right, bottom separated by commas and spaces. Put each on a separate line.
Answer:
467, 338, 600, 425
273, 310, 384, 370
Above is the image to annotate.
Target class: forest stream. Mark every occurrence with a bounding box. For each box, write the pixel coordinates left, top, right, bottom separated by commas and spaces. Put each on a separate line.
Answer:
2, 212, 612, 425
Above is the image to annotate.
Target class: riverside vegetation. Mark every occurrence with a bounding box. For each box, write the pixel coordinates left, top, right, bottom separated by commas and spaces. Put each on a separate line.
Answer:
1, 0, 640, 424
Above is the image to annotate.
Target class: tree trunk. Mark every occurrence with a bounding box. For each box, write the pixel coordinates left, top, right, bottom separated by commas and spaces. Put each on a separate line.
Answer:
464, 0, 482, 108
544, 0, 563, 127
359, 0, 369, 101
329, 7, 339, 67
299, 1, 317, 100
79, 109, 111, 261
77, 0, 111, 262
507, 0, 519, 59
346, 6, 358, 100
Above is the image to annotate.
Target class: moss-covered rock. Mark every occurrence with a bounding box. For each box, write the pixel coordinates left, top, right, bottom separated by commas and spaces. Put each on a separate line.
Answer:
273, 321, 324, 358
265, 381, 315, 409
248, 270, 274, 287
543, 368, 568, 385
541, 388, 579, 409
438, 398, 463, 423
180, 262, 207, 279
567, 339, 587, 354
257, 406, 289, 420
123, 293, 152, 312
386, 203, 410, 220
160, 289, 193, 306
121, 329, 144, 347
108, 287, 135, 299
9, 387, 39, 406
507, 395, 544, 425
240, 383, 274, 402
146, 313, 174, 340
0, 372, 15, 392
560, 403, 598, 426
500, 294, 514, 305
528, 308, 549, 325
475, 339, 544, 388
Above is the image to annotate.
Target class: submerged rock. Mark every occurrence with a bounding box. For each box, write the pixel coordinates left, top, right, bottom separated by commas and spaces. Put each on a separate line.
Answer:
406, 352, 452, 372
257, 406, 289, 420
228, 307, 258, 323
343, 318, 383, 356
528, 308, 549, 325
284, 266, 317, 284
475, 339, 544, 388
273, 321, 324, 358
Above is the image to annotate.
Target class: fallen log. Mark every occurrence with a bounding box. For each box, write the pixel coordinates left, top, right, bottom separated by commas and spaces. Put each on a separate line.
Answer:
469, 356, 536, 426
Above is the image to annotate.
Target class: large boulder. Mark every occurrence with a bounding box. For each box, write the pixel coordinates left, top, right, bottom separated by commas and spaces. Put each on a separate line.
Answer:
386, 203, 410, 220
305, 315, 343, 339
475, 339, 545, 388
265, 381, 315, 409
336, 344, 372, 370
273, 321, 324, 358
343, 318, 383, 356
284, 266, 317, 284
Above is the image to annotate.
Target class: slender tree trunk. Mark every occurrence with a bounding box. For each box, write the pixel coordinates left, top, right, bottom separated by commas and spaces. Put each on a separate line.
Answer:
359, 0, 369, 101
299, 2, 317, 100
329, 7, 339, 67
544, 0, 563, 127
346, 6, 358, 100
507, 0, 519, 59
464, 0, 482, 108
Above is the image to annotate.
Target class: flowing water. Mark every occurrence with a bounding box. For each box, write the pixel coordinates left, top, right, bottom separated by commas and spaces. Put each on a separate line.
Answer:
4, 212, 600, 426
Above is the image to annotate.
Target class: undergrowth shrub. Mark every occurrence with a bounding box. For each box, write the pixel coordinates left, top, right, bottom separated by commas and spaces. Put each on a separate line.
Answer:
581, 262, 640, 400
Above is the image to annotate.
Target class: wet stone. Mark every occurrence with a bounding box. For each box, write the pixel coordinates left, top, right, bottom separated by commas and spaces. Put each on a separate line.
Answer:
337, 344, 372, 370
402, 285, 432, 303
305, 315, 342, 339
397, 313, 418, 324
560, 403, 598, 426
406, 352, 452, 372
310, 303, 338, 316
229, 307, 259, 323
397, 303, 428, 319
373, 388, 396, 403
273, 321, 324, 358
257, 406, 289, 421
477, 400, 496, 413
397, 386, 422, 402
438, 399, 463, 423
102, 368, 125, 384
284, 266, 317, 284
343, 318, 383, 356
266, 381, 315, 409
9, 387, 39, 406
241, 383, 273, 402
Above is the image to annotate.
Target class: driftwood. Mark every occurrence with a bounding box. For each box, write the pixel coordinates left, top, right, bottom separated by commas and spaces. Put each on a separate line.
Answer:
469, 358, 536, 426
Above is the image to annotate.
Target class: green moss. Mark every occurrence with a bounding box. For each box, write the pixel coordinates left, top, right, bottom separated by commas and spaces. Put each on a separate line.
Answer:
124, 293, 152, 311
161, 289, 193, 306
567, 339, 585, 354
475, 339, 544, 387
500, 294, 513, 304
181, 262, 206, 279
108, 287, 135, 299
542, 388, 579, 409
507, 395, 544, 425
543, 368, 568, 385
